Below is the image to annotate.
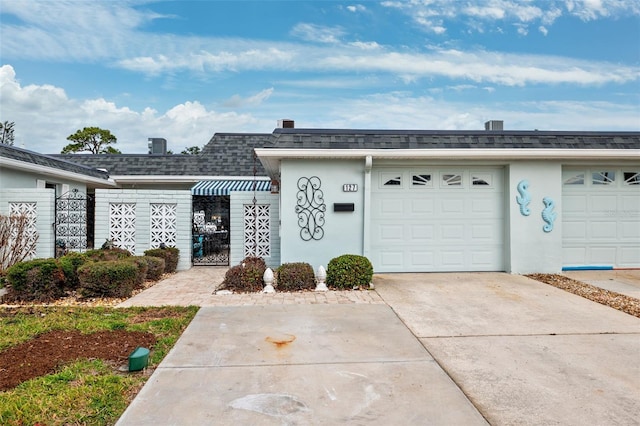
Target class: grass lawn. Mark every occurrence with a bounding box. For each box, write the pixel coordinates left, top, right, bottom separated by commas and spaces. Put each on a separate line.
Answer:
0, 305, 198, 425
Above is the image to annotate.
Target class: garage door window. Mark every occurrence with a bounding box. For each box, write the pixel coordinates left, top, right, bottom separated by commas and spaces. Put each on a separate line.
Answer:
564, 172, 585, 185
472, 174, 492, 187
381, 174, 402, 187
441, 173, 462, 187
592, 171, 615, 185
623, 172, 640, 185
412, 174, 432, 187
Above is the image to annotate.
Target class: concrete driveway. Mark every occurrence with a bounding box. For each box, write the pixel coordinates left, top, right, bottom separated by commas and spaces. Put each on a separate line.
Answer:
374, 272, 640, 425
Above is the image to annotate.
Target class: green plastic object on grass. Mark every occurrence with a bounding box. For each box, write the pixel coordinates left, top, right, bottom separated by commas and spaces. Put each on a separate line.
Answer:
128, 347, 149, 372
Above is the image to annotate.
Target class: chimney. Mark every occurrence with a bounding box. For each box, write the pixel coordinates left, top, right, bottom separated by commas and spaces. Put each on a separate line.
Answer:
148, 138, 167, 154
277, 119, 295, 129
484, 120, 503, 131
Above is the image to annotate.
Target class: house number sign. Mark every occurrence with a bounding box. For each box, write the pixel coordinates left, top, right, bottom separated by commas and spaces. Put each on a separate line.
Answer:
342, 184, 358, 192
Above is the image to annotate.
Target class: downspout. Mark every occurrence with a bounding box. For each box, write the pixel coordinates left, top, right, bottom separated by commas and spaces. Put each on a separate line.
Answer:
363, 155, 372, 258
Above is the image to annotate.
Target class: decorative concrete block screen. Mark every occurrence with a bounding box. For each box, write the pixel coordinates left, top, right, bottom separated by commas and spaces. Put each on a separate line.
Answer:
9, 202, 38, 260
109, 203, 137, 254
150, 203, 177, 248
244, 204, 270, 258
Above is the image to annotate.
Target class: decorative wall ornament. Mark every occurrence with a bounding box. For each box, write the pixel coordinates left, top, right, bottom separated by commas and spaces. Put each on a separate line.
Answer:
295, 176, 326, 241
150, 203, 177, 248
9, 202, 38, 260
55, 189, 90, 251
109, 203, 136, 253
541, 197, 557, 233
516, 180, 531, 216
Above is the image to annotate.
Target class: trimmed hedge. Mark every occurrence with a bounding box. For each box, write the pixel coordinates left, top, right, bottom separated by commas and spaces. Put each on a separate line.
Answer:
84, 247, 132, 262
127, 256, 150, 288
144, 256, 165, 281
221, 256, 266, 292
3, 259, 65, 302
58, 252, 89, 290
326, 254, 373, 290
144, 247, 179, 273
77, 260, 139, 298
276, 262, 315, 291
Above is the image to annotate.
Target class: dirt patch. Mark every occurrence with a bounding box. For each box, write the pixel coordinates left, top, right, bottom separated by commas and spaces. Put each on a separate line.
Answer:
0, 329, 156, 391
527, 273, 640, 318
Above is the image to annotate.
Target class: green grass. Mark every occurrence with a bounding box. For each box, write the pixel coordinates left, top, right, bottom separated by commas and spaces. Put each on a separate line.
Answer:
0, 306, 198, 425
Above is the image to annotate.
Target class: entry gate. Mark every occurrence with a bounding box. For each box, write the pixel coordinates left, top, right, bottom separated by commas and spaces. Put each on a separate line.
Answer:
192, 195, 230, 266
55, 189, 94, 256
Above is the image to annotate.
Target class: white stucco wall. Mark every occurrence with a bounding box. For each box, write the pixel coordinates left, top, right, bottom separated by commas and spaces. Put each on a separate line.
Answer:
507, 162, 563, 273
0, 188, 56, 259
230, 191, 280, 268
0, 167, 87, 196
280, 159, 365, 269
94, 189, 193, 271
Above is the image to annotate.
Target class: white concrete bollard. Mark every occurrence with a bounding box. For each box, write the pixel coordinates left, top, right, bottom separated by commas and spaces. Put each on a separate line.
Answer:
315, 265, 328, 292
263, 267, 276, 293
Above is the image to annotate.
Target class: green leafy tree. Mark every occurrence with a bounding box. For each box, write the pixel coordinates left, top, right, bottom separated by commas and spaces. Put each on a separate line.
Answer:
181, 146, 201, 155
0, 121, 15, 145
62, 127, 121, 154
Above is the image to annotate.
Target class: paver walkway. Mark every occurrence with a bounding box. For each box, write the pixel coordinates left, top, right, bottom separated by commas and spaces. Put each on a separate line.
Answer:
117, 266, 384, 307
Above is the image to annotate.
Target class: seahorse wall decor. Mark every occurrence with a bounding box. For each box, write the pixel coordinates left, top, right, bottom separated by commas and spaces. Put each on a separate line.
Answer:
516, 180, 531, 216
541, 197, 557, 233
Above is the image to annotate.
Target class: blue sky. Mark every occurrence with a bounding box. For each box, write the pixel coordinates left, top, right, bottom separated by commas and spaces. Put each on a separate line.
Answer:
1, 0, 639, 154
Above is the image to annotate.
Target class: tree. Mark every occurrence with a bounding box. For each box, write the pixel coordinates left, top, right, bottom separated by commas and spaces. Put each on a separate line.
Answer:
0, 121, 15, 145
61, 127, 121, 154
181, 146, 201, 155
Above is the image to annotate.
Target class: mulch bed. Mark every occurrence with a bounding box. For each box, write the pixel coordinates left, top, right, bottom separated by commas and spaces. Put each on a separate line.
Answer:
0, 329, 156, 391
526, 273, 640, 318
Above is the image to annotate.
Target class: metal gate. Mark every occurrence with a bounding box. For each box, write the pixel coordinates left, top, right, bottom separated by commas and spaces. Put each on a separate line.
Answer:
55, 188, 94, 256
192, 195, 230, 265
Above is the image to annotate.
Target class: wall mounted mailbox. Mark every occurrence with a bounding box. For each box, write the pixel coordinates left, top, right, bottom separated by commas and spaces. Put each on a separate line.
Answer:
334, 203, 355, 212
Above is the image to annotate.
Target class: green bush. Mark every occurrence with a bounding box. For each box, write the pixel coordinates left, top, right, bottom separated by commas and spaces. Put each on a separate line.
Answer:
326, 254, 373, 290
58, 252, 88, 290
144, 247, 179, 273
144, 256, 165, 281
221, 256, 266, 292
3, 259, 65, 302
77, 260, 139, 298
127, 256, 149, 288
84, 247, 132, 262
276, 262, 315, 291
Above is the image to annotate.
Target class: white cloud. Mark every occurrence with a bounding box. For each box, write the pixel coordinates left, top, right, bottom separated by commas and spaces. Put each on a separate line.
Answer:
290, 23, 345, 44
346, 4, 367, 13
222, 88, 275, 108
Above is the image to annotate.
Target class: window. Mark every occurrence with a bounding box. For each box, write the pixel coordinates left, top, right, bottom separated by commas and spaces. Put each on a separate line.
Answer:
563, 173, 584, 185
412, 174, 432, 187
383, 176, 402, 186
623, 172, 640, 185
592, 171, 615, 185
441, 173, 462, 187
472, 174, 492, 186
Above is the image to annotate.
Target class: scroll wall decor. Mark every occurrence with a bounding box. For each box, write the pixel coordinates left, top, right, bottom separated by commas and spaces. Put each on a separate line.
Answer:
295, 176, 326, 241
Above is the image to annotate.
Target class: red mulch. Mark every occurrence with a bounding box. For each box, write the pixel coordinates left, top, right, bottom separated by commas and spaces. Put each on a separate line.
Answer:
0, 329, 156, 391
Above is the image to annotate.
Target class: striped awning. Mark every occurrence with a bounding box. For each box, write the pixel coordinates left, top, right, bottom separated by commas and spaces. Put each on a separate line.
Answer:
191, 179, 271, 196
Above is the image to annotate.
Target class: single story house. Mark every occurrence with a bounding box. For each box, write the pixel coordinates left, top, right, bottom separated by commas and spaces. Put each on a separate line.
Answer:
2, 121, 638, 274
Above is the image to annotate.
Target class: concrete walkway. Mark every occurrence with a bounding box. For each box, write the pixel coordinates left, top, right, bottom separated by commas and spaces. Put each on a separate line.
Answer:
116, 269, 640, 425
563, 269, 640, 299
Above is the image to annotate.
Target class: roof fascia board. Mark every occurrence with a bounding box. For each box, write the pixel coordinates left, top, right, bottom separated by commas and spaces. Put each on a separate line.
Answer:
254, 148, 640, 161
0, 156, 116, 187
112, 175, 271, 184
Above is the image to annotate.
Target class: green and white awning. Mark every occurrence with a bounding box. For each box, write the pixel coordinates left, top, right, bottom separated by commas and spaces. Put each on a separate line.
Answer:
191, 179, 271, 196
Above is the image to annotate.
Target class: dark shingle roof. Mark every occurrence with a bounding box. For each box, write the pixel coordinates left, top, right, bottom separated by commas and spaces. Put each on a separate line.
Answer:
268, 129, 640, 150
1, 144, 110, 179
53, 133, 271, 177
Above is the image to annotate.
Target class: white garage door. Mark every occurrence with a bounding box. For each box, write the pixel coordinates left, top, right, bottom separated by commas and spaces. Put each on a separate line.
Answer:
370, 167, 504, 272
562, 168, 640, 268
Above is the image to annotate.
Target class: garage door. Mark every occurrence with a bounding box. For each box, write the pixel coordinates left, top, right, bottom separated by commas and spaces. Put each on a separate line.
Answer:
370, 167, 504, 272
562, 168, 640, 268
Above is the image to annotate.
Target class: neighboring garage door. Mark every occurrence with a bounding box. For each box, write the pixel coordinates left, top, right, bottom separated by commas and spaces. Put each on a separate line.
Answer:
562, 168, 640, 268
370, 167, 504, 272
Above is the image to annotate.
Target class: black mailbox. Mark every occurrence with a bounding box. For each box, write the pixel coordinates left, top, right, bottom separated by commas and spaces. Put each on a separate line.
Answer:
334, 203, 355, 212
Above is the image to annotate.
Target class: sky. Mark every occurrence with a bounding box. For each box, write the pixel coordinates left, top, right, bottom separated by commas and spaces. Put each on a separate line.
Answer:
0, 0, 639, 154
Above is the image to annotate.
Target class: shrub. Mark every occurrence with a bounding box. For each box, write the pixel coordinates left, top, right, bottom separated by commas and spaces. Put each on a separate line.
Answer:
144, 256, 165, 281
326, 254, 373, 290
3, 258, 65, 302
276, 262, 315, 291
144, 247, 179, 273
58, 252, 88, 290
84, 247, 132, 262
77, 260, 138, 298
127, 256, 149, 289
221, 256, 266, 292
